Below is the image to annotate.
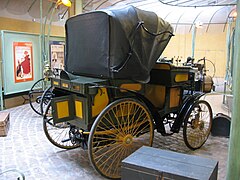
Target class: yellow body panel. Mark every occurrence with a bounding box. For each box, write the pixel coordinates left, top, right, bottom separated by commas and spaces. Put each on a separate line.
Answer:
153, 63, 171, 70
53, 81, 59, 86
170, 87, 181, 108
92, 88, 109, 117
62, 82, 69, 88
145, 85, 166, 109
120, 84, 142, 92
72, 85, 80, 91
56, 101, 69, 119
75, 100, 83, 118
175, 74, 188, 82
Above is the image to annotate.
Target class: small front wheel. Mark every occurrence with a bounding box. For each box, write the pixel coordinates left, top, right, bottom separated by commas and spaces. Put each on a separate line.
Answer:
88, 98, 154, 179
183, 100, 212, 150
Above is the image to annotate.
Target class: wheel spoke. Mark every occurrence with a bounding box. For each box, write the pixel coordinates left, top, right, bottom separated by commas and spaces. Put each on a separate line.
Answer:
132, 117, 150, 136
94, 143, 122, 164
88, 98, 154, 179
43, 103, 80, 149
129, 107, 146, 135
110, 107, 126, 135
183, 100, 212, 150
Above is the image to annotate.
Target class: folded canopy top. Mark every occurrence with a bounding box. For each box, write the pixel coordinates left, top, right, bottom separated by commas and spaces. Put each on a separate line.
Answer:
65, 5, 173, 83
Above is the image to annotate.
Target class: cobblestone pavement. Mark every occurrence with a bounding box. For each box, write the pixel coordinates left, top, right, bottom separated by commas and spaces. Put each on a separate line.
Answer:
0, 102, 228, 180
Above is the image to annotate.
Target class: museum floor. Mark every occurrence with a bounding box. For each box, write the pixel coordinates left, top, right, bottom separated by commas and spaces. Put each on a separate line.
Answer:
0, 94, 230, 180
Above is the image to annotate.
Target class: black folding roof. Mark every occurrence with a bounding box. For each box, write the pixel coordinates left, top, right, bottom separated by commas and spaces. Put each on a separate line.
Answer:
65, 5, 173, 83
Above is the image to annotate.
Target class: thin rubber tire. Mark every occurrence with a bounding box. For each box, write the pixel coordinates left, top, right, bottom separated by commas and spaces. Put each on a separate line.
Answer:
183, 100, 212, 150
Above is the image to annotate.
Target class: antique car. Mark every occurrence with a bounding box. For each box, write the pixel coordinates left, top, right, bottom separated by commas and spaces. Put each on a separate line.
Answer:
42, 6, 212, 179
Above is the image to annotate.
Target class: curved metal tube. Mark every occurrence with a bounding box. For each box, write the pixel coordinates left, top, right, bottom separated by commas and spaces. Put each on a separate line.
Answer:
206, 6, 225, 32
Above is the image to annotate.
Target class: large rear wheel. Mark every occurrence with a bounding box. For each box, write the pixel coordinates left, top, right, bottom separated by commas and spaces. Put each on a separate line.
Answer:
88, 98, 154, 179
183, 100, 212, 150
43, 102, 81, 149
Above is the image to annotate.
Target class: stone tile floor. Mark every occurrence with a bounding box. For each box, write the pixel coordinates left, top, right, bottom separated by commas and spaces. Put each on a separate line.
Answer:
0, 94, 229, 179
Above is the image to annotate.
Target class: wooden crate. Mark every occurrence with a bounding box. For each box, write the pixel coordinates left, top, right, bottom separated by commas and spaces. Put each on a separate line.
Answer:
0, 112, 10, 137
122, 146, 218, 180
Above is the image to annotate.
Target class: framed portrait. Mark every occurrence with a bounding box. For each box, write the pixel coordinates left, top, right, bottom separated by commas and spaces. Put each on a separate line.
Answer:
13, 42, 33, 83
49, 41, 65, 72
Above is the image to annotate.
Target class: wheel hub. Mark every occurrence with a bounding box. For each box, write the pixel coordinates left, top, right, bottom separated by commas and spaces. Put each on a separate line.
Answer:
191, 119, 199, 129
199, 121, 205, 130
123, 134, 133, 146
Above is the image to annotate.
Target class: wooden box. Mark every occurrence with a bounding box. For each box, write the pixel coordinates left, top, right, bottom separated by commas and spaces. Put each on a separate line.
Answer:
0, 112, 10, 137
122, 146, 218, 180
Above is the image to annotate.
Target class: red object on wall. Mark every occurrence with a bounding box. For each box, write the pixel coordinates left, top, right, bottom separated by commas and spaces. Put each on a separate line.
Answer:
13, 42, 33, 83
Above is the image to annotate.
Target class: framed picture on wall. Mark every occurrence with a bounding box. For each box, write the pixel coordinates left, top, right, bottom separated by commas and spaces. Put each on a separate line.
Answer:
49, 41, 65, 72
13, 42, 34, 83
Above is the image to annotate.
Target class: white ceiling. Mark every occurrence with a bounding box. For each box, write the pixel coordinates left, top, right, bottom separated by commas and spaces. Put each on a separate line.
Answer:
134, 1, 236, 33
0, 0, 69, 26
84, 0, 237, 33
0, 0, 237, 32
157, 0, 237, 7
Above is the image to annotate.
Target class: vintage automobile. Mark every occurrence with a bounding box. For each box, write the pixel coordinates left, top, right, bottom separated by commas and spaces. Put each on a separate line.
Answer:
42, 6, 212, 179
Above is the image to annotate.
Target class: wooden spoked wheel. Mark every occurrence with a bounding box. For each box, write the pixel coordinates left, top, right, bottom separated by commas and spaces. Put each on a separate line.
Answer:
183, 100, 212, 150
43, 102, 81, 149
40, 86, 53, 115
29, 78, 45, 115
88, 98, 154, 179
